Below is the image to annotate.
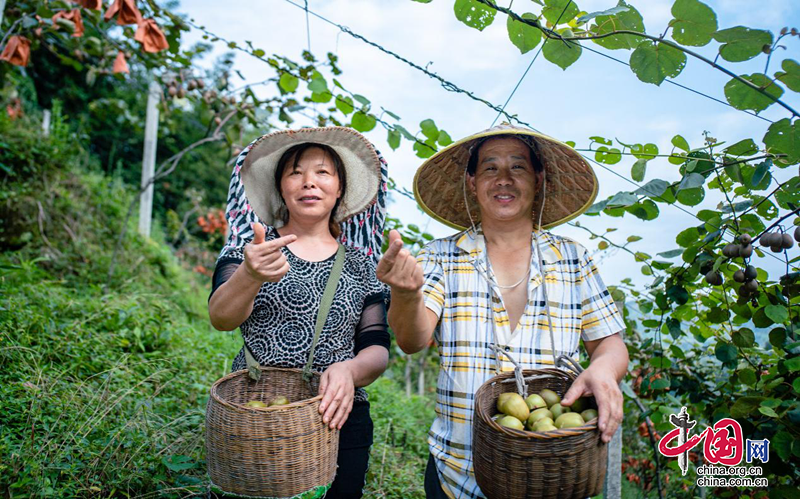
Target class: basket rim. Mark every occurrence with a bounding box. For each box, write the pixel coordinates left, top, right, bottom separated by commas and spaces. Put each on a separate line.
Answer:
209, 367, 323, 412
476, 367, 599, 439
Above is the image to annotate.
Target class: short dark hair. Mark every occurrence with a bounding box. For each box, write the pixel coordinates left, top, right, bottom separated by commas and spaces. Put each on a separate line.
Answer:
466, 135, 544, 176
274, 143, 347, 237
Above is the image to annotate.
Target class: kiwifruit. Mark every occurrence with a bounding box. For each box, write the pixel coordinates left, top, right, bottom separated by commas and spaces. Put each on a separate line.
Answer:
539, 389, 561, 408
744, 265, 757, 280
781, 234, 794, 249
550, 403, 569, 419
527, 408, 554, 426
555, 412, 585, 429
739, 234, 752, 245
733, 270, 746, 283
739, 245, 753, 258
744, 279, 759, 292
794, 226, 800, 243
525, 393, 547, 410
771, 245, 784, 253
500, 393, 530, 422
497, 415, 525, 431
580, 409, 599, 421
722, 244, 740, 258
705, 271, 723, 285
570, 397, 590, 413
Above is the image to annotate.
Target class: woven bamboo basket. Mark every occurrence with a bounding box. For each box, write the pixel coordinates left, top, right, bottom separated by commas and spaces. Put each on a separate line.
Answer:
206, 367, 339, 498
473, 368, 607, 499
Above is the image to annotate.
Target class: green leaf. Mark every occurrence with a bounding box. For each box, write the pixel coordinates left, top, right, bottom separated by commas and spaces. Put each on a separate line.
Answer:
676, 187, 704, 206
671, 134, 690, 151
794, 377, 800, 393
335, 95, 354, 115
732, 327, 755, 348
578, 5, 630, 24
310, 91, 332, 103
413, 138, 437, 158
598, 240, 609, 250
279, 73, 299, 92
387, 130, 401, 151
438, 130, 453, 146
307, 77, 328, 93
542, 0, 580, 25
738, 368, 757, 386
590, 1, 644, 51
594, 146, 622, 164
351, 111, 376, 132
454, 0, 497, 31
763, 118, 800, 164
724, 73, 784, 113
631, 159, 647, 182
677, 172, 705, 191
751, 160, 771, 188
785, 357, 800, 372
353, 94, 371, 107
634, 179, 669, 198
670, 0, 717, 46
606, 192, 638, 208
631, 143, 658, 159
666, 317, 682, 339
657, 248, 684, 258
507, 12, 542, 54
724, 138, 758, 156
715, 341, 738, 363
627, 235, 642, 242
626, 199, 660, 221
707, 306, 729, 324
772, 431, 793, 460
420, 119, 439, 141
649, 357, 672, 369
764, 304, 788, 324
730, 396, 764, 418
394, 125, 416, 141
651, 378, 670, 390
543, 28, 582, 70
162, 455, 195, 472
713, 26, 773, 63
775, 59, 800, 92
630, 41, 687, 85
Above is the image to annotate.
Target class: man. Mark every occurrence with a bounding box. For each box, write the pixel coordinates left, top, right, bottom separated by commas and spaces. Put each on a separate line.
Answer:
377, 124, 629, 499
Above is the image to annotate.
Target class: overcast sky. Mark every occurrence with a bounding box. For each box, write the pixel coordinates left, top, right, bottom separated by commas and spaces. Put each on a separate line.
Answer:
180, 0, 800, 287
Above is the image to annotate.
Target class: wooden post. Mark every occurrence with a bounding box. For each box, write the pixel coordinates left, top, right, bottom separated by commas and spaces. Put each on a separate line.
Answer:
0, 0, 7, 27
603, 298, 626, 499
42, 109, 51, 137
138, 81, 160, 238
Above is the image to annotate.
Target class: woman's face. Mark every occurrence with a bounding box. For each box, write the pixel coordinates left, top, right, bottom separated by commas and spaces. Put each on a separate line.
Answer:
280, 147, 342, 224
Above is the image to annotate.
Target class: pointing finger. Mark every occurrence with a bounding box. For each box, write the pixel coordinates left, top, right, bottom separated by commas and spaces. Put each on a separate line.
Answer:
269, 234, 297, 250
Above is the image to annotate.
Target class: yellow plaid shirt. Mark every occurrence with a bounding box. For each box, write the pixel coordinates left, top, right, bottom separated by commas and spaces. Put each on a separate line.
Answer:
418, 225, 624, 498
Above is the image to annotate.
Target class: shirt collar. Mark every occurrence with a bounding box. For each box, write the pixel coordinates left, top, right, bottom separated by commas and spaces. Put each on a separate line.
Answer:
455, 224, 562, 265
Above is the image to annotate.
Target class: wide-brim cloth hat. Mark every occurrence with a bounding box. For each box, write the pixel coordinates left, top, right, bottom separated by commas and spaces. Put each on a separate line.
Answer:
218, 127, 388, 264
413, 123, 598, 230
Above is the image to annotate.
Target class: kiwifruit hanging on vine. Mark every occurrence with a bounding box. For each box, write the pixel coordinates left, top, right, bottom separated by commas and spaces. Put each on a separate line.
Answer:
781, 234, 795, 249
739, 244, 753, 258
177, 87, 186, 98
771, 244, 784, 253
738, 285, 750, 298
744, 265, 758, 280
739, 234, 752, 245
705, 271, 723, 285
168, 85, 178, 97
744, 279, 759, 293
733, 270, 746, 283
794, 226, 800, 243
722, 244, 740, 258
699, 260, 714, 274
760, 233, 776, 247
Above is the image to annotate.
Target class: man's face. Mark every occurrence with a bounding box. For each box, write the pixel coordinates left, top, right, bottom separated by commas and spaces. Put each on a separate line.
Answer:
467, 137, 541, 225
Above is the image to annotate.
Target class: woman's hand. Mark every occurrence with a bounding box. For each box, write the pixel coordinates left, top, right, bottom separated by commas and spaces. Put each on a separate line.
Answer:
318, 361, 356, 430
244, 223, 297, 283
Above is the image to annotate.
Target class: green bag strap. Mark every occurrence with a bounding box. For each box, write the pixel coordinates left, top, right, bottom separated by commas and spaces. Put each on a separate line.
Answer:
244, 245, 346, 382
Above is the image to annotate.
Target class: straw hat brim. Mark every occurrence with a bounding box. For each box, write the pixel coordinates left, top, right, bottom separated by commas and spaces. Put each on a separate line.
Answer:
241, 127, 381, 227
413, 126, 598, 230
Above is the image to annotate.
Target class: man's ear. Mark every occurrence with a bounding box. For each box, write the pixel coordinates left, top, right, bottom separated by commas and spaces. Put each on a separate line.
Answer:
466, 172, 477, 196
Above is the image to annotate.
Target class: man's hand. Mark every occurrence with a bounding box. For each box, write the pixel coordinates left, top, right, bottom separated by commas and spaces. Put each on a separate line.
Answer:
377, 230, 424, 294
243, 223, 297, 283
318, 361, 356, 430
561, 362, 623, 443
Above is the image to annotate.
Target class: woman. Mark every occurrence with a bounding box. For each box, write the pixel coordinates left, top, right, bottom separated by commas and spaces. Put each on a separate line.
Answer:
208, 127, 390, 499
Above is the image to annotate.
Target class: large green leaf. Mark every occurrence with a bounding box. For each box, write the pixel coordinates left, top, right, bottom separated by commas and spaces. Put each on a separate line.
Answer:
335, 95, 354, 115
420, 119, 439, 141
713, 26, 773, 62
630, 41, 687, 85
723, 73, 784, 113
631, 158, 647, 182
763, 118, 800, 164
590, 1, 644, 50
677, 172, 705, 191
765, 304, 789, 324
732, 327, 755, 348
676, 187, 704, 206
670, 0, 717, 46
634, 179, 669, 198
714, 341, 738, 363
454, 0, 496, 31
775, 58, 800, 92
723, 138, 758, 156
542, 0, 579, 25
542, 28, 582, 70
387, 130, 401, 151
730, 396, 765, 418
351, 111, 376, 132
507, 12, 542, 54
278, 73, 299, 92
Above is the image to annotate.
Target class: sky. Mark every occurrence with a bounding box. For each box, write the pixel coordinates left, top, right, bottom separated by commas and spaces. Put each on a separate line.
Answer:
179, 0, 800, 287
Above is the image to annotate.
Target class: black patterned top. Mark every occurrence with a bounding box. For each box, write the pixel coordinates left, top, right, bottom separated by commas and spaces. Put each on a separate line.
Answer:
210, 226, 390, 402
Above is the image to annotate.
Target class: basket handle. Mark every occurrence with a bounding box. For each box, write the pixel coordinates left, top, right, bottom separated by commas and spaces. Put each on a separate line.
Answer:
243, 244, 346, 383
556, 355, 584, 375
